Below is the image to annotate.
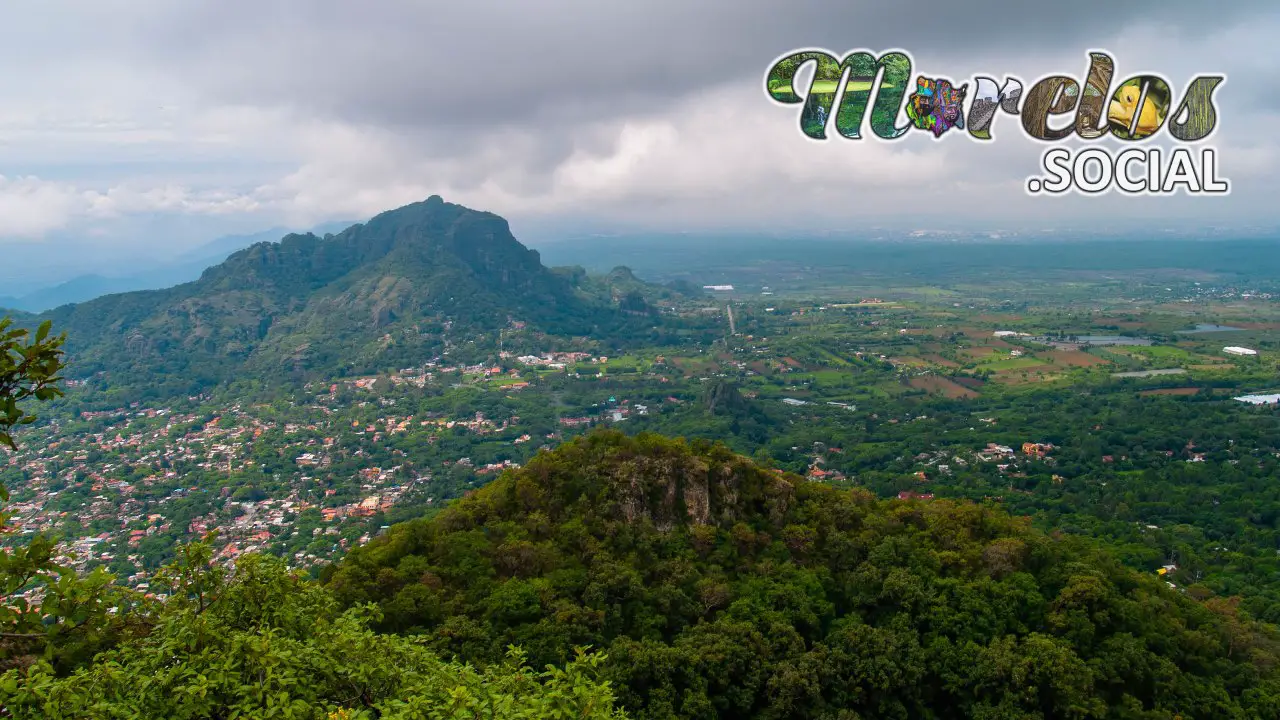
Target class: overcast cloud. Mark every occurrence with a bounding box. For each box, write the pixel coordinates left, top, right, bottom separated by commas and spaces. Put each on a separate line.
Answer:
0, 0, 1276, 253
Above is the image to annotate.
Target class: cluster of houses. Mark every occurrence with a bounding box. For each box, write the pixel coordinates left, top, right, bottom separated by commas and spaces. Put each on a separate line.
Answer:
514, 351, 593, 368
804, 440, 1060, 490
0, 399, 451, 592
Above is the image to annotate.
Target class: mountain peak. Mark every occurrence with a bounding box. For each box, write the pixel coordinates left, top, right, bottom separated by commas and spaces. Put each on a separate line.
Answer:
453, 430, 796, 531
606, 266, 639, 281
40, 197, 632, 392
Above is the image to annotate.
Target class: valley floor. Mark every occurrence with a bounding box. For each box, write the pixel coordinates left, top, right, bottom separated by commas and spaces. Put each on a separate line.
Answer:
5, 285, 1280, 621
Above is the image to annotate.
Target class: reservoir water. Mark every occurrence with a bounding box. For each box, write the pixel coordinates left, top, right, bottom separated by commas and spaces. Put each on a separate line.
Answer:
1177, 324, 1245, 334
1033, 335, 1153, 346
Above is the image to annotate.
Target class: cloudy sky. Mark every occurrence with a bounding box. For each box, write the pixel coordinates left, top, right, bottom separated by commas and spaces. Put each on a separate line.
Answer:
1, 0, 1277, 263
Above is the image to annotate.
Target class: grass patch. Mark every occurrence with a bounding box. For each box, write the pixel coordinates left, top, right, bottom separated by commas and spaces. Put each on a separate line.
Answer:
1120, 346, 1192, 360
985, 357, 1047, 371
490, 376, 529, 387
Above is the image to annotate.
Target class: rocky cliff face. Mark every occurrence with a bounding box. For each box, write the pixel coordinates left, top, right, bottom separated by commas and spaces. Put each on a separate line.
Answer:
609, 453, 795, 530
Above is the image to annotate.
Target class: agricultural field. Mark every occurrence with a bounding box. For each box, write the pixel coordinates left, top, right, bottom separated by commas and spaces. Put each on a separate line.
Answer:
907, 375, 980, 398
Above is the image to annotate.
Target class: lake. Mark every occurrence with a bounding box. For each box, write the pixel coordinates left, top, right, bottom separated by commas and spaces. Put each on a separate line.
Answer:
1113, 368, 1188, 378
1176, 324, 1245, 334
1032, 335, 1153, 347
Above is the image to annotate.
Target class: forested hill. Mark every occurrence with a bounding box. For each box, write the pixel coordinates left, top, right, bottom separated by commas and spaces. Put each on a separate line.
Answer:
326, 429, 1280, 719
33, 196, 655, 399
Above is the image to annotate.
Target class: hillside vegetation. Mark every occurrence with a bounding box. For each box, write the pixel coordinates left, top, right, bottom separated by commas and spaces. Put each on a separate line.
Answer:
328, 430, 1280, 719
33, 197, 667, 399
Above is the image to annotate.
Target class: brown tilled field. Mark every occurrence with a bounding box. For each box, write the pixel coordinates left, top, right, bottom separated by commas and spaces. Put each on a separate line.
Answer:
909, 375, 980, 398
1139, 387, 1201, 396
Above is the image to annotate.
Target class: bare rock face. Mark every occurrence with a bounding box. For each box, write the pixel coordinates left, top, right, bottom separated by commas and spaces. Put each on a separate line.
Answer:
601, 436, 794, 532
684, 466, 712, 526
611, 454, 709, 531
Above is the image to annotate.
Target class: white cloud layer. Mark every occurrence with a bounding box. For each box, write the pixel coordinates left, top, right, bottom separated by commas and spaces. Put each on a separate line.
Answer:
0, 2, 1276, 246
0, 176, 83, 237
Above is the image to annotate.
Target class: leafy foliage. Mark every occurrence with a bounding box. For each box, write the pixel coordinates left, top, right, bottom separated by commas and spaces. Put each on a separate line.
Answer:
1, 545, 625, 719
0, 536, 139, 676
328, 430, 1280, 719
0, 318, 65, 459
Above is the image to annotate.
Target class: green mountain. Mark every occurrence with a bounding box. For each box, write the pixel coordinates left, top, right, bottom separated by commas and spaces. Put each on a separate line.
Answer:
552, 264, 704, 317
35, 197, 639, 396
326, 429, 1280, 720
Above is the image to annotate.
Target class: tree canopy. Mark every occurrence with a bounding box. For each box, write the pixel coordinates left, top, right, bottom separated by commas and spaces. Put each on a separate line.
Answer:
327, 430, 1280, 720
0, 318, 64, 460
1, 544, 624, 720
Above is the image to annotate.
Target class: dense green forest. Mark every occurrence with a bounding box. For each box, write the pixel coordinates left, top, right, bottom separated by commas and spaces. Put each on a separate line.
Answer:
326, 430, 1280, 719
631, 380, 1280, 624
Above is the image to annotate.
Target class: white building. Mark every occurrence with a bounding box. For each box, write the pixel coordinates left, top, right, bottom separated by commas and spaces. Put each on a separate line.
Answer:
1223, 346, 1258, 356
1234, 394, 1280, 405
703, 285, 734, 291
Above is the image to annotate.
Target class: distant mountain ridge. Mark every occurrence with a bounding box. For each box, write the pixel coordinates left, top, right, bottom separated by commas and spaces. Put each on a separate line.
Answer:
0, 221, 356, 313
32, 197, 651, 397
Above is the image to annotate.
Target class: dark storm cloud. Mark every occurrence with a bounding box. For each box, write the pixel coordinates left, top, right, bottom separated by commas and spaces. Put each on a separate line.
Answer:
130, 0, 1273, 134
